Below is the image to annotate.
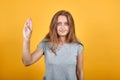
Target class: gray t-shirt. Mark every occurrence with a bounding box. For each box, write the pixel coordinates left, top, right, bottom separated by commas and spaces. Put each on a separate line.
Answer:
38, 39, 83, 80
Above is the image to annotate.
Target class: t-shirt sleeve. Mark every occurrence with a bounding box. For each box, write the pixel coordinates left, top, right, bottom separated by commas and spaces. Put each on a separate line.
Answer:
38, 39, 48, 52
77, 44, 84, 56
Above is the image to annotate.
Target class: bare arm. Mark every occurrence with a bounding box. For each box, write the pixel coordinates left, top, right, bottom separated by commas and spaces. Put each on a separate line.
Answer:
76, 49, 84, 80
22, 18, 43, 66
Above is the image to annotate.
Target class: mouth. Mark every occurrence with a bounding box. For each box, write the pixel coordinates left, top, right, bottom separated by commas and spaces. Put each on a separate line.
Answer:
59, 30, 66, 33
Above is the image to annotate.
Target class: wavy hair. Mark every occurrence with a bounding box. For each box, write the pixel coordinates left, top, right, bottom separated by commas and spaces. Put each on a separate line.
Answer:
44, 10, 83, 54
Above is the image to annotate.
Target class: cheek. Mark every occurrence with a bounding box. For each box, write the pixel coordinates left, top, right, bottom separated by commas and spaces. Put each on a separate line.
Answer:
57, 26, 61, 35
56, 26, 69, 33
57, 26, 60, 32
66, 26, 69, 31
65, 26, 69, 32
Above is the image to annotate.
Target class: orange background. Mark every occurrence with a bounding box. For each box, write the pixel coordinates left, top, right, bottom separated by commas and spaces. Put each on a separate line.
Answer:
0, 0, 120, 80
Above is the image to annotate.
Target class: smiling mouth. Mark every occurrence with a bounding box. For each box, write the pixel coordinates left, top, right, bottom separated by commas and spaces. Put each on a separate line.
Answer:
59, 30, 66, 33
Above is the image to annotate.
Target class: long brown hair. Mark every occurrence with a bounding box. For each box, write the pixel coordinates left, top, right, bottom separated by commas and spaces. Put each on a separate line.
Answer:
44, 10, 83, 53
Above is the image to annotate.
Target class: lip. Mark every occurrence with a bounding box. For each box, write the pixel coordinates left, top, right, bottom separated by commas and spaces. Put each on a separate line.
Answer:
59, 30, 66, 32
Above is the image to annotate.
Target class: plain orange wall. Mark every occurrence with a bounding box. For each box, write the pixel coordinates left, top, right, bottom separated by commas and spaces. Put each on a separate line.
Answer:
0, 0, 120, 80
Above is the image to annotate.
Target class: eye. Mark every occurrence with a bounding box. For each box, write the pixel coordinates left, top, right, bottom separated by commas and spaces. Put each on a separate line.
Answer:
64, 22, 69, 26
57, 22, 62, 26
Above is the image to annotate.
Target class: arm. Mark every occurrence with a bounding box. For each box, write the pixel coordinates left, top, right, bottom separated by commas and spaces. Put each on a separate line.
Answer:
22, 40, 43, 66
22, 18, 43, 66
76, 49, 84, 80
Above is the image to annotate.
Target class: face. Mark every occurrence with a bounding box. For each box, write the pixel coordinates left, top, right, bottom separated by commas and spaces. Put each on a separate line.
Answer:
57, 15, 69, 37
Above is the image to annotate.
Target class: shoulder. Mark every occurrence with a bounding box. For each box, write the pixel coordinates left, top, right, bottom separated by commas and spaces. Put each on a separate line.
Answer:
38, 38, 50, 51
39, 38, 50, 45
71, 41, 84, 48
41, 38, 49, 43
71, 41, 84, 55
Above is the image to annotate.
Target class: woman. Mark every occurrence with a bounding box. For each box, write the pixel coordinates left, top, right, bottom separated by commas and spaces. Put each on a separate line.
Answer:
22, 10, 84, 80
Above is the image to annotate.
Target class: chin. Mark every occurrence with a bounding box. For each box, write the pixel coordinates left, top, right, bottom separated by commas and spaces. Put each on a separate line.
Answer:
58, 32, 69, 37
58, 34, 68, 37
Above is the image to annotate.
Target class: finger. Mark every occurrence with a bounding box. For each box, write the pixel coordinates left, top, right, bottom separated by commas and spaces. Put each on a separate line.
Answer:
24, 18, 32, 32
28, 18, 32, 30
24, 23, 29, 31
25, 18, 30, 26
26, 18, 30, 23
23, 23, 27, 32
25, 26, 27, 32
27, 23, 32, 32
23, 18, 29, 34
25, 26, 31, 34
24, 19, 28, 28
27, 25, 31, 31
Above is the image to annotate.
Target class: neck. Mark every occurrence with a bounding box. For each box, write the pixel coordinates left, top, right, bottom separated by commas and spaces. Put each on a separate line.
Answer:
59, 36, 67, 45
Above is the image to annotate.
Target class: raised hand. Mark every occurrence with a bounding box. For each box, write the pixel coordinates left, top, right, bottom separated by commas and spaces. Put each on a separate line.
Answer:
23, 18, 32, 41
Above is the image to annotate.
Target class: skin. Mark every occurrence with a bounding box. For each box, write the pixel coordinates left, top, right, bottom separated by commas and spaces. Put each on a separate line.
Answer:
22, 18, 44, 66
22, 16, 84, 80
57, 15, 69, 45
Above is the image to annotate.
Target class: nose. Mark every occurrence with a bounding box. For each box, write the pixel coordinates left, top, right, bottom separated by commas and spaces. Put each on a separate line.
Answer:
61, 23, 65, 29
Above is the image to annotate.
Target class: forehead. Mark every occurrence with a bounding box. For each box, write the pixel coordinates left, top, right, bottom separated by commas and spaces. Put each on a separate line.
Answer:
57, 15, 68, 22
